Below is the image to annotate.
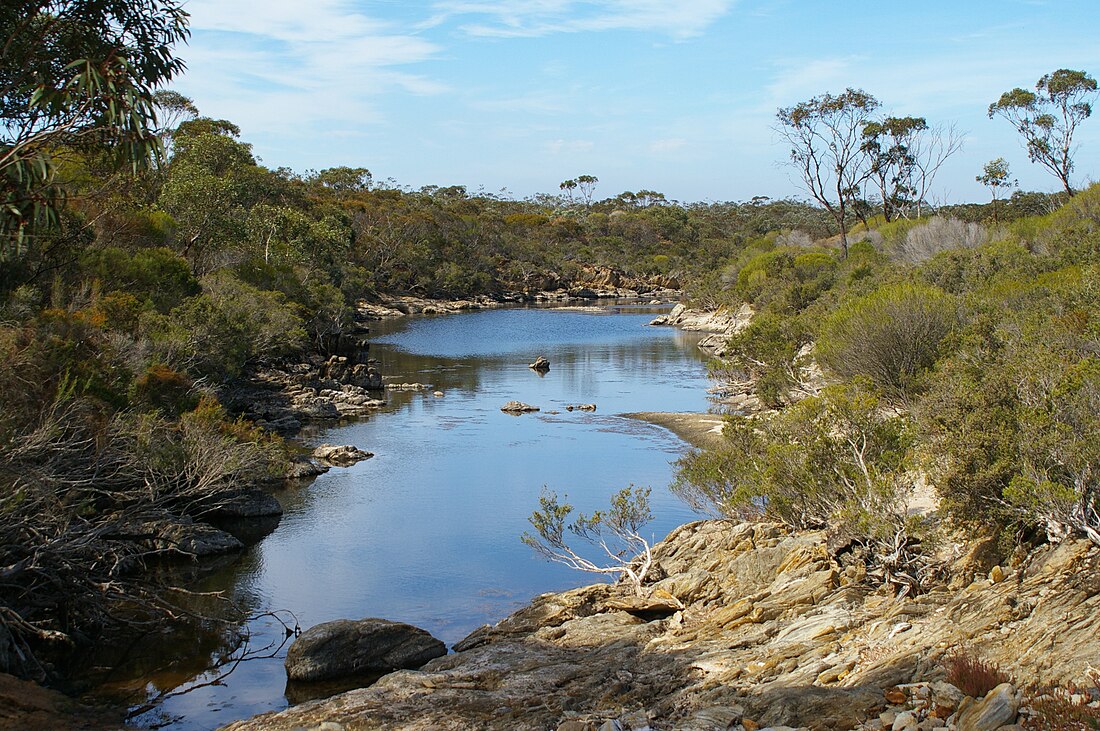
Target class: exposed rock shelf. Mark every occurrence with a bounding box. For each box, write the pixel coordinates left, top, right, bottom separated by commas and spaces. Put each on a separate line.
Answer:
223, 520, 1100, 730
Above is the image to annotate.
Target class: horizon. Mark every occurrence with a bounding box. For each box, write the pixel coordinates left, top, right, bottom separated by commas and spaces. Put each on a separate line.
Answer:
175, 0, 1100, 204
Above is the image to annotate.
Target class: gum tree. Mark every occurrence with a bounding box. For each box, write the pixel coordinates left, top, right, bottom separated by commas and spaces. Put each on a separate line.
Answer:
976, 158, 1017, 223
989, 69, 1098, 196
1, 0, 189, 259
777, 89, 881, 257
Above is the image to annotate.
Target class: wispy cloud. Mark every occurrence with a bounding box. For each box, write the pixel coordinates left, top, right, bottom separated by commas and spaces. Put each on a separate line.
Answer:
432, 0, 735, 39
545, 138, 595, 154
177, 0, 443, 135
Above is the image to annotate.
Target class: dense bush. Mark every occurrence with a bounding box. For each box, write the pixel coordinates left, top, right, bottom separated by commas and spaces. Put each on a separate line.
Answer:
675, 385, 928, 592
817, 282, 958, 400
149, 273, 306, 377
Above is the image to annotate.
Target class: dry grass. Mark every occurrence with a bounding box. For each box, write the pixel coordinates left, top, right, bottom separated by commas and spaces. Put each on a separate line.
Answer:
944, 651, 1011, 698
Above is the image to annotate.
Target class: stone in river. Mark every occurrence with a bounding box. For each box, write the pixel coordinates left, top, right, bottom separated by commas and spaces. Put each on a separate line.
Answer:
285, 618, 447, 682
501, 401, 540, 413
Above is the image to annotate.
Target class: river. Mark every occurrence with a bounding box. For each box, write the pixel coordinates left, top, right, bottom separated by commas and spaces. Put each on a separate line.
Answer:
111, 304, 715, 730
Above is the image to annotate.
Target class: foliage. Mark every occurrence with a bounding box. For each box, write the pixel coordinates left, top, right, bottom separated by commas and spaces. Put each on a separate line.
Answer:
817, 282, 958, 400
523, 486, 655, 596
989, 68, 1098, 195
943, 651, 1011, 698
1, 0, 188, 255
150, 273, 306, 377
675, 384, 928, 593
713, 312, 812, 408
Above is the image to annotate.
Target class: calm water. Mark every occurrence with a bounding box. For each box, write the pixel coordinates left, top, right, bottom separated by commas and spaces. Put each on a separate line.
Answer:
121, 306, 713, 730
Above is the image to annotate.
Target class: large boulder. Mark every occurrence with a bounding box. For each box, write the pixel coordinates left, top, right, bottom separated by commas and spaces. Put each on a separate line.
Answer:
286, 618, 447, 682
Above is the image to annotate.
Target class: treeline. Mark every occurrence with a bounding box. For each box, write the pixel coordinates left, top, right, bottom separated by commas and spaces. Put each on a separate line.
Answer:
676, 188, 1100, 593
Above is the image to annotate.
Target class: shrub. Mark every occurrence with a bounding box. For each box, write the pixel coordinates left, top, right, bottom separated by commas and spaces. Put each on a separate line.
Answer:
714, 312, 811, 408
81, 246, 200, 313
675, 384, 927, 592
150, 273, 306, 377
818, 282, 958, 400
944, 651, 1011, 698
893, 216, 988, 264
130, 363, 197, 416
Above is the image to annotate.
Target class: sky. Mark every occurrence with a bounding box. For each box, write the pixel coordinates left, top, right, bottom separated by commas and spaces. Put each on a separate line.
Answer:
172, 0, 1100, 204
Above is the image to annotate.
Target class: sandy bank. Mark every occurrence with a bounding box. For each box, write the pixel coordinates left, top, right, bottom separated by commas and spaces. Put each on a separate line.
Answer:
622, 411, 727, 450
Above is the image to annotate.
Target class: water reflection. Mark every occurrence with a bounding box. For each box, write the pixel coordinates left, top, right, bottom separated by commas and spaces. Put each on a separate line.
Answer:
118, 306, 714, 730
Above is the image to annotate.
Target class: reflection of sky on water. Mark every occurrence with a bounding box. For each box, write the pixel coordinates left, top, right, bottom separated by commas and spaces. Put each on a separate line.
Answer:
129, 307, 712, 730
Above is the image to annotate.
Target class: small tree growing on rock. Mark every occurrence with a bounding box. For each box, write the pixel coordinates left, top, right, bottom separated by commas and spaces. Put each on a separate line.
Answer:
523, 486, 654, 596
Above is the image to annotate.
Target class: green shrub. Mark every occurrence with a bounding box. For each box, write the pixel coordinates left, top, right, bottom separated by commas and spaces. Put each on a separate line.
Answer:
151, 273, 306, 377
675, 384, 926, 591
818, 282, 958, 400
81, 246, 200, 312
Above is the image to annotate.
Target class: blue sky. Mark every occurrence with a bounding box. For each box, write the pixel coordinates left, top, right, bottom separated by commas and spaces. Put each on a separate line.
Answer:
174, 0, 1100, 203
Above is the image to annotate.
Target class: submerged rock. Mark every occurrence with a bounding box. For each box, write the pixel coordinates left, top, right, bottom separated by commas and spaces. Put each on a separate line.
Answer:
285, 618, 447, 683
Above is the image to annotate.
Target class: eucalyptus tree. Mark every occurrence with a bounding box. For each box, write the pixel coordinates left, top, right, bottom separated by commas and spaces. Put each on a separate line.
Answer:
0, 0, 189, 259
989, 69, 1098, 195
976, 158, 1017, 223
863, 117, 962, 220
777, 89, 881, 257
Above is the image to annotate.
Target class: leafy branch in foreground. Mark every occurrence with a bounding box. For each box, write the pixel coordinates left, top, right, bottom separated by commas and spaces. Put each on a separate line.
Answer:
522, 486, 654, 596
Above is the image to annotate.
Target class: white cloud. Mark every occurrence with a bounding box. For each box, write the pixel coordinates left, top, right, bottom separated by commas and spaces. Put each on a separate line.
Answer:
176, 0, 443, 137
433, 0, 735, 39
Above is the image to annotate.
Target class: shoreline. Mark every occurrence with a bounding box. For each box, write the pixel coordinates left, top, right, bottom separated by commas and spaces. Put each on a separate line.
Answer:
621, 411, 727, 450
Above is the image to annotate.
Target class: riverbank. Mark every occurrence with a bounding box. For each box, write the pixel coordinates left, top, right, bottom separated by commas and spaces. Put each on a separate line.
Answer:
622, 412, 727, 449
223, 519, 1100, 731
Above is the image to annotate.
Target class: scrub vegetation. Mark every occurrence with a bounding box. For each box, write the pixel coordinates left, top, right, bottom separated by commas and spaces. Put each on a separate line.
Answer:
4, 0, 1100, 705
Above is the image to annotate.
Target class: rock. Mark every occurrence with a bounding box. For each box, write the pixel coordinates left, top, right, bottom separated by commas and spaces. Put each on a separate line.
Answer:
989, 565, 1005, 583
286, 455, 329, 479
892, 710, 918, 731
154, 519, 244, 557
501, 401, 540, 413
956, 683, 1018, 731
312, 444, 374, 467
566, 404, 597, 412
192, 488, 283, 519
433, 391, 444, 397
285, 618, 447, 682
604, 592, 683, 620
386, 382, 430, 391
530, 356, 551, 371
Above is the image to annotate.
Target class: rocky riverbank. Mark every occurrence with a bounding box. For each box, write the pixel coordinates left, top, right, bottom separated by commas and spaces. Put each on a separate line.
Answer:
223, 519, 1100, 731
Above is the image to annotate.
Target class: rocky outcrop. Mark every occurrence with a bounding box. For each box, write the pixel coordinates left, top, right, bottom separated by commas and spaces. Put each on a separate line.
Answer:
650, 303, 753, 340
227, 357, 388, 435
224, 521, 1100, 731
285, 619, 447, 683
